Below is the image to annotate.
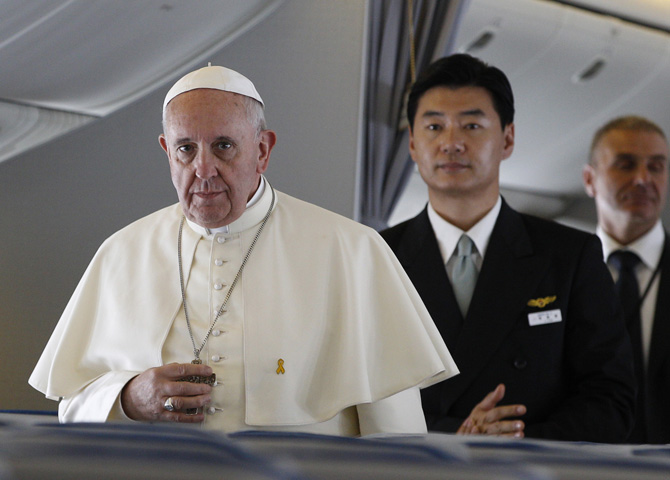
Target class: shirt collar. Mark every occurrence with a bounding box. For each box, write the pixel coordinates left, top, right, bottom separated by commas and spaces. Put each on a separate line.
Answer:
427, 196, 502, 264
597, 220, 664, 270
185, 176, 275, 237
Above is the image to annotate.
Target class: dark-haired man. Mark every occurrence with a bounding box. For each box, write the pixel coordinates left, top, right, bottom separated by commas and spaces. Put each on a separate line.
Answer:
583, 115, 670, 443
381, 54, 635, 442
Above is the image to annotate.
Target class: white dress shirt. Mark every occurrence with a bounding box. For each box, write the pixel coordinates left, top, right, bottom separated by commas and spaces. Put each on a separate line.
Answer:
427, 197, 502, 280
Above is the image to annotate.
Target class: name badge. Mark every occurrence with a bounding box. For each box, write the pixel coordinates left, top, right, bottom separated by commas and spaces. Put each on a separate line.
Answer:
528, 309, 562, 326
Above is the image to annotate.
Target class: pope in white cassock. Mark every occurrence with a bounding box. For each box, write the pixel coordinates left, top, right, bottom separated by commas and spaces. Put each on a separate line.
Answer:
29, 65, 458, 436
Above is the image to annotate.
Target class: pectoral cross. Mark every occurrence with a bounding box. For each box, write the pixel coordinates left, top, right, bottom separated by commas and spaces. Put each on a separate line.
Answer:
178, 359, 216, 415
177, 358, 216, 386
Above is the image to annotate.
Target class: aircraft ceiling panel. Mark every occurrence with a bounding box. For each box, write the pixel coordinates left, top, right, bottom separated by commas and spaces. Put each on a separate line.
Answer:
0, 0, 282, 116
453, 0, 564, 76
562, 0, 670, 32
0, 101, 93, 160
0, 0, 283, 164
453, 0, 670, 195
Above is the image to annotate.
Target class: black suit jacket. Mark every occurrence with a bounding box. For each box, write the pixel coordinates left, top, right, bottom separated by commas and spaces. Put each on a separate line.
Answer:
644, 234, 670, 443
381, 200, 636, 442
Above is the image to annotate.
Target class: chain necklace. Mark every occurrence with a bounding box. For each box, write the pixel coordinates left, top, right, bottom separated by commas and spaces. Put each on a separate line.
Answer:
177, 185, 276, 364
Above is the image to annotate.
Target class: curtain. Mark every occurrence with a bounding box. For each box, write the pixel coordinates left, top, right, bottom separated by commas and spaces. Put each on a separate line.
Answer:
359, 0, 471, 230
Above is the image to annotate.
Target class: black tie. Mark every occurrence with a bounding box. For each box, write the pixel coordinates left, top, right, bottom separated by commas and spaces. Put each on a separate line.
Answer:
609, 250, 646, 442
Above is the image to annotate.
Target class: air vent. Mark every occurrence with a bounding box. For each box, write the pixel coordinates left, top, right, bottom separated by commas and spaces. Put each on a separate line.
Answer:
572, 56, 608, 83
463, 29, 496, 53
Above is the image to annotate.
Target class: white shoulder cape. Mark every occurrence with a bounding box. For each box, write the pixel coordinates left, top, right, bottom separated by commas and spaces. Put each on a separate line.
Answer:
30, 189, 458, 425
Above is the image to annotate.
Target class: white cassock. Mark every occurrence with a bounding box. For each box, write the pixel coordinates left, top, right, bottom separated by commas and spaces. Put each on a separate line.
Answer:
29, 178, 458, 436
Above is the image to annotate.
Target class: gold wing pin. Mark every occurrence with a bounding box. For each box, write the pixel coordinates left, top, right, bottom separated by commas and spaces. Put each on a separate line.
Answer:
527, 296, 557, 308
276, 358, 285, 375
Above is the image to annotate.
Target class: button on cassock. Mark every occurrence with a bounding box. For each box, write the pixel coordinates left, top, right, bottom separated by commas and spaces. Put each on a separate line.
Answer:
216, 236, 226, 244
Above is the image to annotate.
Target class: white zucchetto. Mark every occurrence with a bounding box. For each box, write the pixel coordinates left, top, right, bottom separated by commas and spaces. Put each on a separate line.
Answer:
163, 64, 264, 112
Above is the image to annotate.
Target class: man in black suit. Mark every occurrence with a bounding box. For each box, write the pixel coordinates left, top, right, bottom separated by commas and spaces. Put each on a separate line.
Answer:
381, 54, 635, 442
583, 116, 670, 443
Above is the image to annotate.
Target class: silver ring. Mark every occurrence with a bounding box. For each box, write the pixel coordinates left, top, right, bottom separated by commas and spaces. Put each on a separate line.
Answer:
164, 397, 175, 412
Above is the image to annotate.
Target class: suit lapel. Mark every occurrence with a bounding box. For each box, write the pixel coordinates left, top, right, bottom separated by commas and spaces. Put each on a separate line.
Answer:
393, 209, 464, 352
648, 234, 670, 378
440, 201, 551, 407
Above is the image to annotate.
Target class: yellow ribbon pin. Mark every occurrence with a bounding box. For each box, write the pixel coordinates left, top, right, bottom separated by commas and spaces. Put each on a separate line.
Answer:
276, 358, 285, 375
527, 296, 557, 308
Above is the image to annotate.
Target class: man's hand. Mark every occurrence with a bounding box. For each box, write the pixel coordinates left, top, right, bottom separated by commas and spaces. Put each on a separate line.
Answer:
457, 384, 526, 437
121, 363, 213, 423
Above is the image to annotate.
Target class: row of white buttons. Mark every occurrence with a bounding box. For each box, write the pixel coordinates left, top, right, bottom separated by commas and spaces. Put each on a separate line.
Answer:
206, 250, 225, 422
213, 255, 227, 291
207, 365, 224, 413
213, 233, 228, 299
211, 236, 228, 417
207, 363, 222, 415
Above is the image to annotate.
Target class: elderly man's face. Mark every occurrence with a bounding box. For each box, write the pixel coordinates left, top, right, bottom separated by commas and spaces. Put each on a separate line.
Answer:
160, 89, 275, 228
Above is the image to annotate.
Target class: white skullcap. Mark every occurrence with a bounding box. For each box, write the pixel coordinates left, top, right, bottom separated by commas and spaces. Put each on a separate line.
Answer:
163, 64, 264, 112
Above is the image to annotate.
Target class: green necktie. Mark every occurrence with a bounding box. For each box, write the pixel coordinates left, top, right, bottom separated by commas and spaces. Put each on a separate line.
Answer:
451, 234, 478, 317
